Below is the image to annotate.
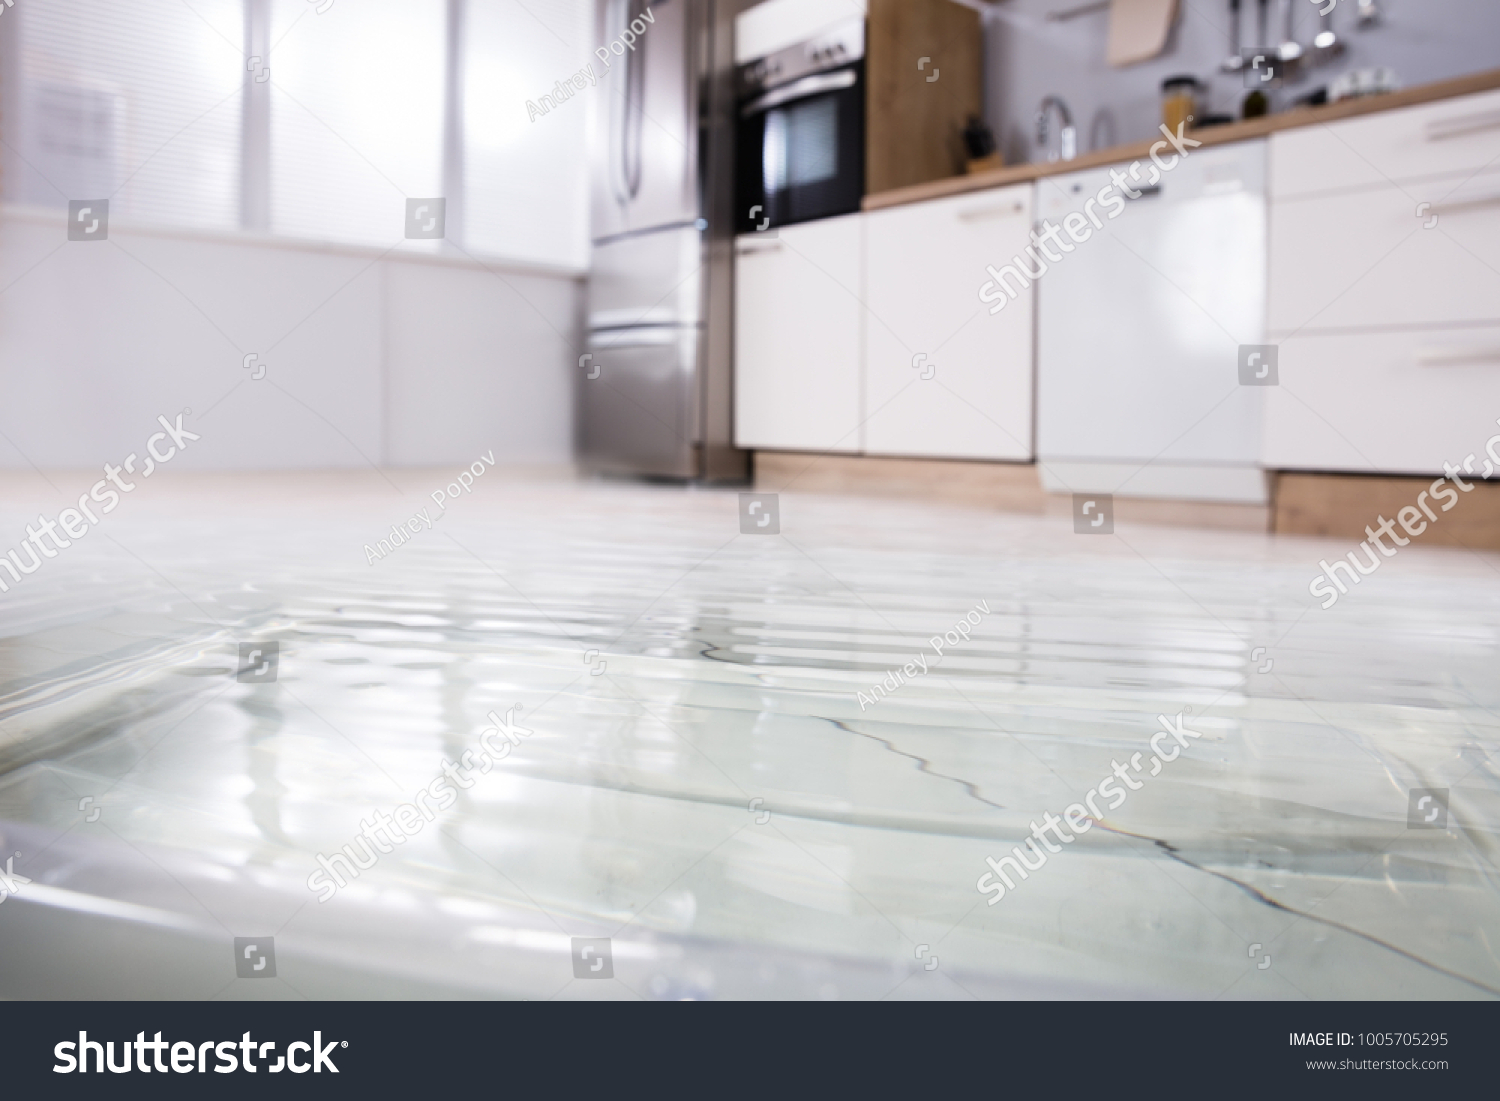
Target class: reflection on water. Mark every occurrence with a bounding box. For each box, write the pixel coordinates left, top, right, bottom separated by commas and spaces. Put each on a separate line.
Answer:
0, 475, 1497, 999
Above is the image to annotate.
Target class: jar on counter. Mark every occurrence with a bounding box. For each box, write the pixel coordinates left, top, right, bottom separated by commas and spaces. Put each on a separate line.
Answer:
1161, 76, 1201, 135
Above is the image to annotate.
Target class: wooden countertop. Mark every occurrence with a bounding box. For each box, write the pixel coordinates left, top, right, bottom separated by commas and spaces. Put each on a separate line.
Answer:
862, 67, 1500, 212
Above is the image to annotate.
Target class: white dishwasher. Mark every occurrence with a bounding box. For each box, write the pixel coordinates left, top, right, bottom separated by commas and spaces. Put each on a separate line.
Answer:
1035, 139, 1269, 503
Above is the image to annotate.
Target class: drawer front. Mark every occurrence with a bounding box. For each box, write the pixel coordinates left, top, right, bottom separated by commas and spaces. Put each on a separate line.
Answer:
1268, 169, 1500, 334
1271, 88, 1500, 199
1263, 324, 1500, 475
579, 330, 697, 478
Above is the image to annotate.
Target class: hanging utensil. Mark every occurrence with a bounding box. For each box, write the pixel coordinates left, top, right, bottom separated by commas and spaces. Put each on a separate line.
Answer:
1221, 0, 1243, 73
1312, 0, 1343, 60
1276, 0, 1303, 69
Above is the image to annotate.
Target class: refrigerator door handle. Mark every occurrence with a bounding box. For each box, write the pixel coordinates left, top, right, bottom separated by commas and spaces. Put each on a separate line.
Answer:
606, 0, 646, 206
620, 0, 649, 202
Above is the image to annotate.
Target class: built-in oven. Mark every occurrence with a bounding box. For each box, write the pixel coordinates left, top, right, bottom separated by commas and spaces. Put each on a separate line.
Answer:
735, 17, 864, 233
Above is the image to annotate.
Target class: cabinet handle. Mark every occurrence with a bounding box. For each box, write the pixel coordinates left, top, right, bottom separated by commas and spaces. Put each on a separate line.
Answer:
957, 200, 1026, 221
1426, 109, 1500, 141
594, 329, 681, 349
1428, 192, 1500, 215
736, 238, 784, 254
1417, 346, 1500, 367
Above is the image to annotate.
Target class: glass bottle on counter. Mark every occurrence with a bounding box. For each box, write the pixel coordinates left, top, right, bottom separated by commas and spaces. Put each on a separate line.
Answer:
1161, 76, 1201, 134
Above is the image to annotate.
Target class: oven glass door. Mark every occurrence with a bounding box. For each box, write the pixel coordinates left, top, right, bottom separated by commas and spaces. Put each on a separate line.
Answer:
737, 63, 864, 233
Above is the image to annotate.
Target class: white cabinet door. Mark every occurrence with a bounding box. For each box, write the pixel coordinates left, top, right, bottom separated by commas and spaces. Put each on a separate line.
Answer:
734, 215, 863, 452
1268, 167, 1500, 335
863, 186, 1035, 460
1263, 324, 1500, 476
1270, 89, 1500, 200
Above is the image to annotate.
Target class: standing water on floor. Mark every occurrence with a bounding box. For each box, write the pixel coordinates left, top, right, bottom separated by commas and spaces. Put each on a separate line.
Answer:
0, 476, 1497, 999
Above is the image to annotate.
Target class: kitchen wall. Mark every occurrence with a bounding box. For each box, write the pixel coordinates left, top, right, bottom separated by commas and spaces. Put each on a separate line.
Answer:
982, 0, 1500, 166
0, 207, 580, 471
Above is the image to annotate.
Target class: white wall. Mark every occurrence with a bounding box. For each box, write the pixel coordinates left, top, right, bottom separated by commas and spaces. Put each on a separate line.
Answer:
983, 0, 1500, 165
0, 206, 580, 470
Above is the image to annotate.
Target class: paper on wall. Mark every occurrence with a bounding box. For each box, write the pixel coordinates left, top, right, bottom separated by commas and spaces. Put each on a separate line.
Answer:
1106, 0, 1179, 67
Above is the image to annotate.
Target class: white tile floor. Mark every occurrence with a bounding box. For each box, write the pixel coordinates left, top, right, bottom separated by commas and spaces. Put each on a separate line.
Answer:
0, 471, 1497, 999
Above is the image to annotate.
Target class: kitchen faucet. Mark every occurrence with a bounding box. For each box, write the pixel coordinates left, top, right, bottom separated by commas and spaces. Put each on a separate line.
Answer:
1036, 95, 1077, 163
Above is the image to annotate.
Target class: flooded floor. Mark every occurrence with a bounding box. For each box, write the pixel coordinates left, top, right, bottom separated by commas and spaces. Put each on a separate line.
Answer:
0, 470, 1497, 1000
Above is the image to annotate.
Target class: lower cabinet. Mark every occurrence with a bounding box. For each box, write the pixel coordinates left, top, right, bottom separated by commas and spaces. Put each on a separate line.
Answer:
733, 189, 1036, 461
734, 215, 864, 453
1266, 92, 1500, 476
1262, 324, 1500, 476
733, 94, 1500, 476
863, 185, 1035, 460
1268, 169, 1500, 335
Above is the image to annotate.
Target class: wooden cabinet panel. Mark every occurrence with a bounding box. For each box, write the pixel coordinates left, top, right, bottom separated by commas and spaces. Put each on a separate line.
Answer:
865, 0, 981, 197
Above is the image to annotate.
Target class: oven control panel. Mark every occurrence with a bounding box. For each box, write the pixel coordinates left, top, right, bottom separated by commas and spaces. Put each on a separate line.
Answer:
736, 17, 865, 99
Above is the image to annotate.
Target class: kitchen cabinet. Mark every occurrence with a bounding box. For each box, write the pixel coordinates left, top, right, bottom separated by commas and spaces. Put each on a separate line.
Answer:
1266, 89, 1500, 475
863, 185, 1034, 460
1261, 325, 1500, 476
1269, 88, 1500, 200
1268, 168, 1500, 334
734, 214, 864, 452
732, 81, 1500, 482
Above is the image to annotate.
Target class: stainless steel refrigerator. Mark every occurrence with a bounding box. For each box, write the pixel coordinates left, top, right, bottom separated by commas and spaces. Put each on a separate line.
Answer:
580, 0, 748, 482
